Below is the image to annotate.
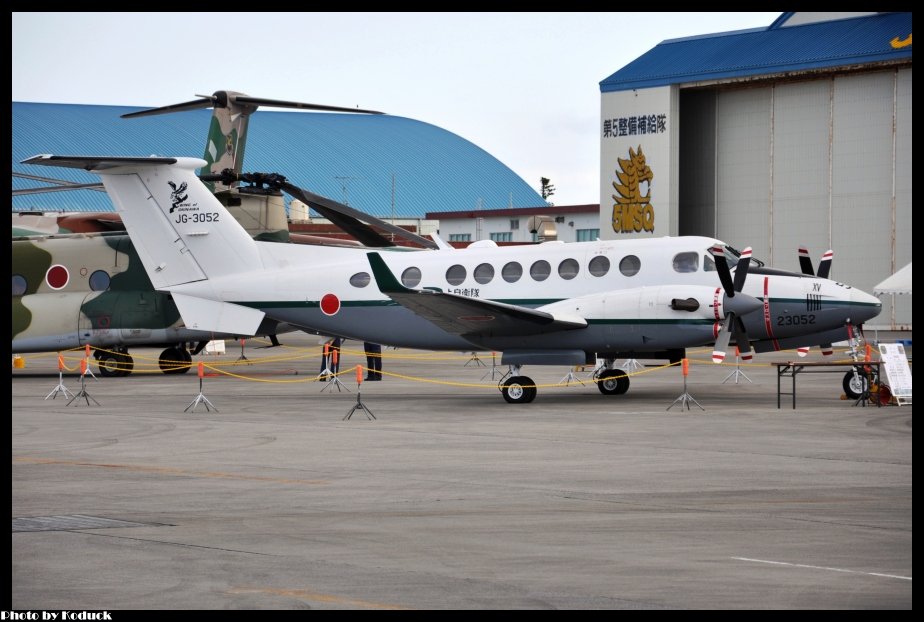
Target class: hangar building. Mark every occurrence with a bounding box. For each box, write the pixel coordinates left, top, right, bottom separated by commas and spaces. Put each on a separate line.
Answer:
12, 103, 545, 221
600, 12, 911, 330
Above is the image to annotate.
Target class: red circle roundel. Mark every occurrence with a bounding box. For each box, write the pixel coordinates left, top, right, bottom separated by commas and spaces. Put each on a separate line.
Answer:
320, 293, 341, 316
46, 264, 70, 290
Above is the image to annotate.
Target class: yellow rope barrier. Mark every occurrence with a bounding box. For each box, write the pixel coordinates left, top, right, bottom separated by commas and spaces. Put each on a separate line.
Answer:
15, 342, 897, 389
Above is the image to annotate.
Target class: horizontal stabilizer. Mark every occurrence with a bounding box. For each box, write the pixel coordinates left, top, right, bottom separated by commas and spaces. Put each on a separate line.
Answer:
22, 154, 180, 170
171, 293, 265, 336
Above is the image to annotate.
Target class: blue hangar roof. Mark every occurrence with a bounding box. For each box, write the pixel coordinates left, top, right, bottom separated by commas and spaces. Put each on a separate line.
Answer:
12, 102, 546, 216
601, 12, 912, 92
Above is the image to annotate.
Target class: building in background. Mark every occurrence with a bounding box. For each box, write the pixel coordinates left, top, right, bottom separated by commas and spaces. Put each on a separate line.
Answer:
13, 103, 545, 220
599, 12, 912, 330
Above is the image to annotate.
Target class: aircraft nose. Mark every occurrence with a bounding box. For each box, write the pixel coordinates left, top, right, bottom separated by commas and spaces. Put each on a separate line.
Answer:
850, 287, 882, 324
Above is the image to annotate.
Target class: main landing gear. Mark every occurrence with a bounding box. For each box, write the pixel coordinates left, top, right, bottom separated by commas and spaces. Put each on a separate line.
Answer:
159, 345, 193, 374
500, 370, 537, 404
498, 360, 632, 403
93, 344, 193, 377
95, 347, 134, 378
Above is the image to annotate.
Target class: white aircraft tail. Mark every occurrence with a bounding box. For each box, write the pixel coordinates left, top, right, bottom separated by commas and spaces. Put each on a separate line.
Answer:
22, 155, 262, 290
21, 155, 267, 336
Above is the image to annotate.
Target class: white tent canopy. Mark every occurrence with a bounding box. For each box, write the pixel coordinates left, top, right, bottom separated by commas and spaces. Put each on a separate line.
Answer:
874, 262, 912, 295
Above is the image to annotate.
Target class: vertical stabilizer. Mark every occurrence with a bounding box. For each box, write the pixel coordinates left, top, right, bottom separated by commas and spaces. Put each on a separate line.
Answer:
20, 155, 262, 291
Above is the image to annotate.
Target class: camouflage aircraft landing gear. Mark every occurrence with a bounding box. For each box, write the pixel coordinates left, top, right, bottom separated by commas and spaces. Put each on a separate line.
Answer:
159, 346, 193, 374
96, 348, 134, 378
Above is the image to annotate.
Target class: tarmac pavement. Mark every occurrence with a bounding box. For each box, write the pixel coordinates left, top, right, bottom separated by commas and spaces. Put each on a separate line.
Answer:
11, 336, 912, 609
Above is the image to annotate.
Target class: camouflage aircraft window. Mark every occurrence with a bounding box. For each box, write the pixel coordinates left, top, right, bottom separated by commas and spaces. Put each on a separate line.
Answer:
558, 258, 579, 280
350, 272, 371, 288
502, 261, 523, 283
704, 255, 716, 272
672, 252, 699, 273
401, 267, 422, 288
446, 264, 467, 286
12, 274, 26, 296
89, 270, 111, 292
474, 263, 494, 284
530, 260, 551, 282
589, 256, 610, 277
619, 255, 641, 277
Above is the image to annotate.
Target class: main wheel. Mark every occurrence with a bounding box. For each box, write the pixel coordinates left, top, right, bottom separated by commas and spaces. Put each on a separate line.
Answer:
843, 370, 869, 399
160, 347, 192, 374
596, 369, 630, 395
501, 376, 537, 404
97, 351, 133, 377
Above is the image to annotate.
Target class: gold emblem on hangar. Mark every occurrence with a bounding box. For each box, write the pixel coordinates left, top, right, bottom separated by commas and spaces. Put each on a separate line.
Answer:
612, 145, 654, 233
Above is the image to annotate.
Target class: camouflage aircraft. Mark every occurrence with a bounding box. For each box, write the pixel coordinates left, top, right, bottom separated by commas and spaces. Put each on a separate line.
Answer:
12, 92, 383, 376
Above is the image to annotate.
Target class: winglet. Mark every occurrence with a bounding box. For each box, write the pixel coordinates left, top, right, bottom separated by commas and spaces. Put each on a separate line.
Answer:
367, 252, 409, 294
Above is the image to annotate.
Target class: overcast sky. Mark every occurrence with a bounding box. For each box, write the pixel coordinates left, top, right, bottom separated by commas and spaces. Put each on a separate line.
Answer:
13, 12, 779, 206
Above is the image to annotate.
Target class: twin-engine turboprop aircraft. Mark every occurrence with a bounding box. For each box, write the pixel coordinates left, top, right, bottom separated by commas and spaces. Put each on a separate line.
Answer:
23, 154, 882, 403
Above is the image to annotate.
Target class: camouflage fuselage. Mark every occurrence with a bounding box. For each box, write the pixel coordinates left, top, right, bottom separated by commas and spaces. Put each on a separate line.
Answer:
11, 233, 206, 352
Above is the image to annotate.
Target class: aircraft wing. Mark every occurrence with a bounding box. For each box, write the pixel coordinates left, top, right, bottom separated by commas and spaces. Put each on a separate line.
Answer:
367, 253, 586, 338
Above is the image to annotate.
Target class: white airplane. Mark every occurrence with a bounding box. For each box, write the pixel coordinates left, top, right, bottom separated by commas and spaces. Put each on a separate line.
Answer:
23, 154, 882, 403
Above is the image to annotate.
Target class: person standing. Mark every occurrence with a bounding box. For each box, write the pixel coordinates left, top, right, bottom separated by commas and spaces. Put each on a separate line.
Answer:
364, 342, 383, 380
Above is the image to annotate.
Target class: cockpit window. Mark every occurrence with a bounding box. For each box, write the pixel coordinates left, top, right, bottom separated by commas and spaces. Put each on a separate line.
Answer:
704, 255, 716, 272
672, 252, 699, 273
708, 245, 765, 268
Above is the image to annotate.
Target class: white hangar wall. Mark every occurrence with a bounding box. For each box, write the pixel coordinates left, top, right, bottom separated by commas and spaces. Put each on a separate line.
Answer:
676, 68, 911, 329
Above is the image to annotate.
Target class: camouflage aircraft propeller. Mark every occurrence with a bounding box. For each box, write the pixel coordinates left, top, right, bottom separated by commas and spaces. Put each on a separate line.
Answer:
121, 91, 384, 192
198, 169, 439, 249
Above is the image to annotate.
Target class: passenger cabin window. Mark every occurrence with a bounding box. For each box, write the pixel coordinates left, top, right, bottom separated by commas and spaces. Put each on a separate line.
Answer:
502, 262, 523, 283
401, 267, 422, 287
350, 272, 371, 288
12, 274, 27, 296
588, 256, 610, 277
446, 264, 466, 286
474, 263, 494, 284
673, 252, 699, 273
89, 270, 111, 292
619, 255, 641, 277
530, 260, 551, 282
558, 258, 579, 280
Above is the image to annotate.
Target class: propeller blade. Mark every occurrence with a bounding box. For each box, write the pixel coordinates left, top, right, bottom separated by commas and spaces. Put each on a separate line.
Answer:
12, 182, 105, 196
712, 245, 735, 297
798, 246, 815, 276
121, 97, 214, 118
122, 91, 384, 119
797, 346, 810, 357
712, 314, 734, 363
821, 344, 834, 357
732, 247, 752, 293
279, 181, 438, 250
233, 96, 383, 115
817, 250, 834, 279
732, 316, 752, 361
